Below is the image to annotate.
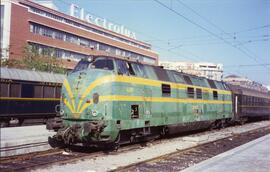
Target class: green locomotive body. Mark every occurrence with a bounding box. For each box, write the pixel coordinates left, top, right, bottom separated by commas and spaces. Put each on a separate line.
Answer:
50, 56, 232, 147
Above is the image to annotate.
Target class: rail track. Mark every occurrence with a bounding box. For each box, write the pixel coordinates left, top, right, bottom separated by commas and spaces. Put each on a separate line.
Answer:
0, 139, 147, 171
0, 141, 48, 153
115, 125, 270, 172
1, 123, 269, 172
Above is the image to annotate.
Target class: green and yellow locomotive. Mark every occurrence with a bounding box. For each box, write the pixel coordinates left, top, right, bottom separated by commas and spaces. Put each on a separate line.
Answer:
49, 55, 233, 147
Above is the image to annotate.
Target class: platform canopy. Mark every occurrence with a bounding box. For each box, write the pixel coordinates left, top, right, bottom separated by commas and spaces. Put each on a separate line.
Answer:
0, 68, 66, 83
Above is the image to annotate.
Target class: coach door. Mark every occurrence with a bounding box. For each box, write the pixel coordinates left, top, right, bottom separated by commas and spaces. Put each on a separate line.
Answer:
234, 94, 240, 120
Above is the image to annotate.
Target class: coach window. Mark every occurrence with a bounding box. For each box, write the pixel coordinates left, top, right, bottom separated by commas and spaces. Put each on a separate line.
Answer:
34, 85, 43, 98
187, 87, 195, 98
10, 83, 21, 97
0, 83, 9, 97
44, 86, 55, 98
21, 84, 34, 98
55, 86, 61, 98
196, 88, 202, 99
242, 95, 246, 105
162, 84, 171, 97
213, 91, 218, 100
92, 57, 114, 70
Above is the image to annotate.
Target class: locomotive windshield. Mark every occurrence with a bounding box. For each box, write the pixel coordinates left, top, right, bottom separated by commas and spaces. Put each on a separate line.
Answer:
72, 57, 114, 73
73, 60, 92, 73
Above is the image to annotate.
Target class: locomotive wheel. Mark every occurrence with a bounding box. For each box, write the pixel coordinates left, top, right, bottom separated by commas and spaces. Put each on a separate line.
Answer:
18, 119, 24, 126
113, 133, 121, 151
239, 117, 247, 125
106, 134, 121, 151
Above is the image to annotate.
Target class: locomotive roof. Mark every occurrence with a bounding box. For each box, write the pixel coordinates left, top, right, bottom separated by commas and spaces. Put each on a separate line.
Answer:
0, 67, 65, 83
81, 55, 228, 90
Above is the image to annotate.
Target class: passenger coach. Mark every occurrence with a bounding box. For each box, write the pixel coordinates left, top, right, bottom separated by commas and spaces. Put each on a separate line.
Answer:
0, 68, 65, 127
228, 84, 270, 123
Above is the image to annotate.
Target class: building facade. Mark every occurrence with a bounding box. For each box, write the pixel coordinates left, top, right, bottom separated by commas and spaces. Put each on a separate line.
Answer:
1, 0, 158, 69
160, 61, 223, 81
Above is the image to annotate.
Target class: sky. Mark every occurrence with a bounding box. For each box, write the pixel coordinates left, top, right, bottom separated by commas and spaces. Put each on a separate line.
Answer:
51, 0, 270, 85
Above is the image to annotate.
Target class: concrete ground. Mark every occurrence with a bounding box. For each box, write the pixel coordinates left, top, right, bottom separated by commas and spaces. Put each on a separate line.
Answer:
34, 121, 270, 172
182, 133, 270, 172
0, 125, 55, 156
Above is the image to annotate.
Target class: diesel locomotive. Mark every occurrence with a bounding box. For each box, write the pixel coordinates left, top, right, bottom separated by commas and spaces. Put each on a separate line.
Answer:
48, 55, 239, 148
0, 68, 65, 127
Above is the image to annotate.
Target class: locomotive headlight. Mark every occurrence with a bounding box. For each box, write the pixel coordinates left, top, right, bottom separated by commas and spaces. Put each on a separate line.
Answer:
92, 110, 97, 116
60, 109, 65, 116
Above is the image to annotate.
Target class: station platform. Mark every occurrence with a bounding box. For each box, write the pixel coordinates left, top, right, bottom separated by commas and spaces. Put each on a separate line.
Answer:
0, 125, 55, 157
183, 133, 270, 172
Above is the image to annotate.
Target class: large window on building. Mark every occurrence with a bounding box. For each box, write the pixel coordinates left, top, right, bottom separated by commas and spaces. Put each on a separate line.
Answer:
29, 23, 156, 64
29, 7, 151, 50
29, 43, 88, 61
0, 5, 4, 49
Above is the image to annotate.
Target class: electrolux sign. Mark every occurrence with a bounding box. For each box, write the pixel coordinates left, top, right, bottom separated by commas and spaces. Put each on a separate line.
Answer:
70, 4, 136, 39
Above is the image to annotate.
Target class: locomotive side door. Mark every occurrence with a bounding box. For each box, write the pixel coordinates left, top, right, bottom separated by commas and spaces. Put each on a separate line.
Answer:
144, 86, 152, 120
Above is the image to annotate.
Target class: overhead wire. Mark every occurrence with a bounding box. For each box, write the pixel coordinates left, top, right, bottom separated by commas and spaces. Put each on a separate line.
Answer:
154, 0, 270, 75
174, 0, 270, 72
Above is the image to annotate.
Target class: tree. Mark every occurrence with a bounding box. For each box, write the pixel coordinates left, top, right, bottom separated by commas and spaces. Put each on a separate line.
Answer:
1, 45, 67, 74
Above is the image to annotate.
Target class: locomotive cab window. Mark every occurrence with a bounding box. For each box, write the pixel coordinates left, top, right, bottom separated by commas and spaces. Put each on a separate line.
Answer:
72, 59, 92, 73
213, 91, 218, 100
92, 57, 114, 70
187, 87, 195, 98
162, 84, 171, 97
116, 59, 129, 75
